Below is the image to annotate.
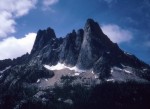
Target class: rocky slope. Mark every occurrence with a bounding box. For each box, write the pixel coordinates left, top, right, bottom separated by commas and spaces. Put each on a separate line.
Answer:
0, 19, 150, 109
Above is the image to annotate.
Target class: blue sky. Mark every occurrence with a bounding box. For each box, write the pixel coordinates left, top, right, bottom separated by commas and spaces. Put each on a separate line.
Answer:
0, 0, 150, 64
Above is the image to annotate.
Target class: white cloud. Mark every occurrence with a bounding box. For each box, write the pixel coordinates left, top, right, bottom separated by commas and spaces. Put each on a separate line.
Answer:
0, 0, 37, 17
0, 33, 36, 60
101, 24, 133, 43
0, 0, 60, 60
0, 11, 16, 38
43, 0, 59, 7
0, 0, 60, 38
42, 0, 59, 11
0, 0, 37, 38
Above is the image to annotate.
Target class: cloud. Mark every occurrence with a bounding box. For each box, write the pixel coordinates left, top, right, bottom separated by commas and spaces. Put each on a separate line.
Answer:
0, 0, 60, 60
0, 0, 37, 17
0, 0, 59, 38
0, 33, 36, 60
101, 24, 133, 43
0, 0, 37, 38
42, 0, 59, 11
43, 0, 59, 6
0, 11, 16, 38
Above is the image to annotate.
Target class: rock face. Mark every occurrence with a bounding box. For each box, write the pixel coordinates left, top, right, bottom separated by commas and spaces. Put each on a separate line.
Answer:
27, 18, 150, 80
77, 19, 114, 69
1, 18, 149, 82
0, 19, 150, 109
28, 19, 150, 71
31, 27, 56, 54
59, 29, 83, 66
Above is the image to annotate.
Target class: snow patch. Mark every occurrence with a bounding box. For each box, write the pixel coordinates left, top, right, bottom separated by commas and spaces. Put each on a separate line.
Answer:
44, 63, 66, 70
0, 66, 11, 74
111, 68, 114, 73
121, 64, 126, 67
73, 73, 80, 76
124, 69, 132, 74
37, 79, 40, 83
91, 71, 94, 74
45, 79, 48, 81
106, 52, 110, 54
111, 67, 123, 73
44, 63, 85, 72
124, 51, 132, 56
91, 71, 98, 79
52, 38, 55, 41
52, 49, 57, 51
106, 79, 115, 82
58, 98, 62, 101
143, 68, 148, 71
114, 67, 123, 71
111, 66, 132, 74
94, 75, 98, 79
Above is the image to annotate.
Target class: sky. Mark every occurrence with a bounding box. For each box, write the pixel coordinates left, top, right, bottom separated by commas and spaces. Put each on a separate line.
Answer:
0, 0, 150, 65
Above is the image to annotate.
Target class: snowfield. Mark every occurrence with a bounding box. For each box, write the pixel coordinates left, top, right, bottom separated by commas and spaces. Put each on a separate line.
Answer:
44, 63, 85, 73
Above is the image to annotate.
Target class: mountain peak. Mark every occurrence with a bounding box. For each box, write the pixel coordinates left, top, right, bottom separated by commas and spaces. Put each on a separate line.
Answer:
30, 19, 149, 71
76, 19, 115, 69
86, 18, 95, 24
46, 27, 56, 38
84, 18, 112, 45
84, 18, 104, 36
31, 27, 56, 54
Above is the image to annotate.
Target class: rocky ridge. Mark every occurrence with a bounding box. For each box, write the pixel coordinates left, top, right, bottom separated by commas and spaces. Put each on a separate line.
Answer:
0, 19, 150, 109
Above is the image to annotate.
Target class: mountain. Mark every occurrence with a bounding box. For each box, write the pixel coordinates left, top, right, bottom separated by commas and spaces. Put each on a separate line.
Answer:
0, 19, 150, 109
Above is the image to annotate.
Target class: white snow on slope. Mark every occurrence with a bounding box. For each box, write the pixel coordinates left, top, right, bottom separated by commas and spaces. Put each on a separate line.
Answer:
106, 79, 115, 82
91, 71, 99, 79
94, 75, 98, 79
44, 63, 85, 73
111, 66, 132, 74
121, 64, 126, 67
91, 71, 94, 74
143, 68, 148, 71
0, 66, 11, 74
73, 73, 80, 76
37, 79, 40, 83
124, 51, 132, 56
106, 52, 110, 54
111, 67, 122, 73
111, 69, 114, 73
109, 66, 148, 82
124, 69, 132, 74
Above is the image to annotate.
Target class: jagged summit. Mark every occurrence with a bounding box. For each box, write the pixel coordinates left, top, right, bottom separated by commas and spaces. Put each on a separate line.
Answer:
84, 18, 112, 43
31, 27, 56, 54
85, 18, 104, 35
77, 19, 116, 69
